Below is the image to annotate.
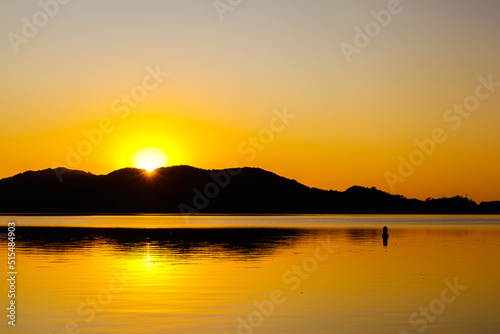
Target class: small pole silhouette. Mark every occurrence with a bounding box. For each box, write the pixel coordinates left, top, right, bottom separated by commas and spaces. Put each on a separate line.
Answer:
382, 226, 389, 246
382, 226, 389, 238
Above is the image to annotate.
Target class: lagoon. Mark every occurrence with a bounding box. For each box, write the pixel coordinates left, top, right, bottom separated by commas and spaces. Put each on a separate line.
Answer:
1, 215, 500, 333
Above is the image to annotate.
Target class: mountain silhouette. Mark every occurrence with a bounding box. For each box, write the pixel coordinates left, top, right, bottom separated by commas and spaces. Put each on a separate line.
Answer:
0, 166, 498, 214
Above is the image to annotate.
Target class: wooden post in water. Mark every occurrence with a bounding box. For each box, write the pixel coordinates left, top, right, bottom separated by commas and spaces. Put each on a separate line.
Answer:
382, 226, 389, 246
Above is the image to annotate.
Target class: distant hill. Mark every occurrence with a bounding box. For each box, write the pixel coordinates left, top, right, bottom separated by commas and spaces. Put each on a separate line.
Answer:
0, 166, 498, 214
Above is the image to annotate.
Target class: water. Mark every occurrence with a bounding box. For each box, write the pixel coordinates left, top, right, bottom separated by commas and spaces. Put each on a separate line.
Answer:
1, 215, 500, 334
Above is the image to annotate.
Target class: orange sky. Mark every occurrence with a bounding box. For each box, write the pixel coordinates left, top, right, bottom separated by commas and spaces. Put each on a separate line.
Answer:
1, 1, 499, 202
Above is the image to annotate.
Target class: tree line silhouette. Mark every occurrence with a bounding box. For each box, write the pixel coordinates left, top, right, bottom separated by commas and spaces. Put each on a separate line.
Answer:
0, 166, 498, 214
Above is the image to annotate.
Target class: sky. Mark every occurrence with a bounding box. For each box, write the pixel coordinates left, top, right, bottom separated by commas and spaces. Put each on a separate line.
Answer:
1, 0, 499, 202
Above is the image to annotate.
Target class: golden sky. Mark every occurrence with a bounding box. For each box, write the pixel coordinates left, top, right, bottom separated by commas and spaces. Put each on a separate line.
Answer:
1, 0, 499, 202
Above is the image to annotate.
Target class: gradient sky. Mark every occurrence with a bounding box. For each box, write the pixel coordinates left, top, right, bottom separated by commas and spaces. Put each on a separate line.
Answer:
1, 0, 499, 202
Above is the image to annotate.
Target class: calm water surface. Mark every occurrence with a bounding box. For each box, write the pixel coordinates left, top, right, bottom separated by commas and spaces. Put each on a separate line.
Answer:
1, 215, 500, 334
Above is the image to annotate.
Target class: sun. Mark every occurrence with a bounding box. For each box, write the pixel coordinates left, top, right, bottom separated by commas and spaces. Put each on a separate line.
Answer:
132, 147, 169, 172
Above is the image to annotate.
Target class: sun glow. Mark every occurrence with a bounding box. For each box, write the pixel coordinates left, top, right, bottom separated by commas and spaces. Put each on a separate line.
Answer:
132, 147, 169, 172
